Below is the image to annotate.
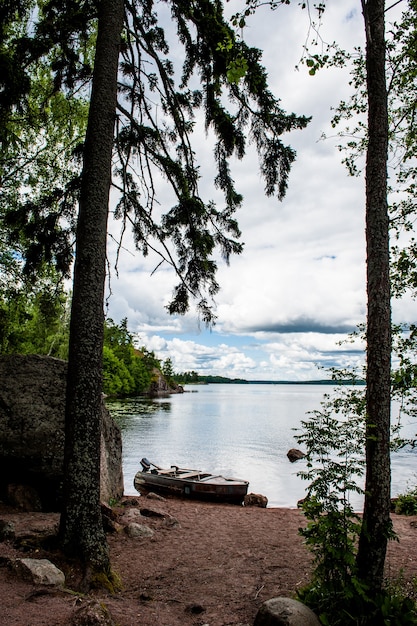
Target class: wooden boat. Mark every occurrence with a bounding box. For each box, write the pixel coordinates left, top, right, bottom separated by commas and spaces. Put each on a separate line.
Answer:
134, 458, 249, 504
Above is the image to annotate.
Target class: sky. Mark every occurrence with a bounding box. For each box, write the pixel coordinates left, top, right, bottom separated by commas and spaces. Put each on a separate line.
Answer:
105, 0, 410, 382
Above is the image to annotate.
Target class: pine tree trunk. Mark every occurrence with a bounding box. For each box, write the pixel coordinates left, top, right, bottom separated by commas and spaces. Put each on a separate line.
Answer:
59, 0, 124, 576
356, 0, 391, 591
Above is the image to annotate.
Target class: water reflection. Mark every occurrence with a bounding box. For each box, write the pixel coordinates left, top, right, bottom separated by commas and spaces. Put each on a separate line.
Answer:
106, 385, 324, 508
106, 385, 417, 509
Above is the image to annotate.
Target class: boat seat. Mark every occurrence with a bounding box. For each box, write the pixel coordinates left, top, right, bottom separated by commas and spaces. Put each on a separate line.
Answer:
179, 471, 201, 479
157, 469, 177, 475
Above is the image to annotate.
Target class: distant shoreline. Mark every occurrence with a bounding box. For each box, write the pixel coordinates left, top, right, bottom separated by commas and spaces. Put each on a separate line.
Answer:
187, 377, 365, 386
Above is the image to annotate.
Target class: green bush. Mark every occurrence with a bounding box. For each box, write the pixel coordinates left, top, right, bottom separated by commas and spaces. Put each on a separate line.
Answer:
102, 346, 134, 397
298, 579, 417, 625
395, 489, 417, 516
295, 382, 417, 625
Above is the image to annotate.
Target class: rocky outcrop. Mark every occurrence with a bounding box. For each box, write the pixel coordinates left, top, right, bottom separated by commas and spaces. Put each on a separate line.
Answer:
254, 597, 320, 626
147, 368, 184, 397
0, 354, 124, 510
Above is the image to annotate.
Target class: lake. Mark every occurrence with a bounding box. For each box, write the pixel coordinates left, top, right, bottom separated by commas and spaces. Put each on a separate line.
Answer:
107, 383, 417, 509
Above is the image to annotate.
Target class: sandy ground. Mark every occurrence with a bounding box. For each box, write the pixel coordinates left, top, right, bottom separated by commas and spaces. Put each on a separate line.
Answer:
0, 496, 416, 626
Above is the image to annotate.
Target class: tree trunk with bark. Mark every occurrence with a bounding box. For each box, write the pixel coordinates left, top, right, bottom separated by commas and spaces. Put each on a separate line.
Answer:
356, 0, 392, 591
59, 0, 124, 579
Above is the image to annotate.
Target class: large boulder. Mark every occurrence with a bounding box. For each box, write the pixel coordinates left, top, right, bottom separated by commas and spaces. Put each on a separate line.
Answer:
0, 354, 124, 510
254, 597, 320, 626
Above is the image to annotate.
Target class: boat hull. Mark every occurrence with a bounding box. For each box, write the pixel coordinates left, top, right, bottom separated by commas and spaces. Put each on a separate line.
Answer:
134, 470, 249, 505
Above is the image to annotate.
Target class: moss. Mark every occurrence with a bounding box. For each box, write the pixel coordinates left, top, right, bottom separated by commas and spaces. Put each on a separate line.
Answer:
91, 568, 123, 593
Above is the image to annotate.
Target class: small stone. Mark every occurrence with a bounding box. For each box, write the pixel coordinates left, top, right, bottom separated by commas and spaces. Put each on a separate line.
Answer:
146, 492, 165, 501
162, 515, 180, 529
14, 558, 65, 587
244, 493, 268, 508
71, 599, 116, 625
124, 523, 154, 538
0, 519, 15, 541
119, 508, 142, 525
139, 592, 152, 602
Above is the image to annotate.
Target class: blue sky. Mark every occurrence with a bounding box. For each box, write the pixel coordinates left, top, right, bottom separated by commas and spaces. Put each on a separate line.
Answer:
105, 0, 410, 381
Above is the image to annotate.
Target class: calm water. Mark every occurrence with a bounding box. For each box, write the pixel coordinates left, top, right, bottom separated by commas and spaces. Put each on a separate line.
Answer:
107, 384, 417, 509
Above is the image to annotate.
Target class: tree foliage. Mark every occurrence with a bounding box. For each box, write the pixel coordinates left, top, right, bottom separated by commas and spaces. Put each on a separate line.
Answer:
0, 277, 69, 357
110, 0, 310, 323
103, 318, 161, 397
0, 271, 170, 398
295, 367, 417, 624
0, 0, 307, 580
0, 1, 93, 277
1, 0, 309, 324
329, 1, 417, 307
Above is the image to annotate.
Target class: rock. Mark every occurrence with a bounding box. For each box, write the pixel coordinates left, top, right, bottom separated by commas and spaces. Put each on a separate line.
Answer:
101, 503, 122, 533
0, 354, 124, 510
0, 519, 15, 541
120, 506, 179, 529
146, 492, 166, 501
101, 502, 117, 520
244, 493, 268, 508
7, 483, 42, 512
162, 515, 180, 529
71, 599, 116, 625
13, 558, 65, 586
100, 401, 124, 506
147, 368, 184, 397
120, 496, 141, 507
254, 597, 320, 626
124, 523, 154, 538
287, 449, 306, 463
139, 507, 166, 518
119, 508, 143, 525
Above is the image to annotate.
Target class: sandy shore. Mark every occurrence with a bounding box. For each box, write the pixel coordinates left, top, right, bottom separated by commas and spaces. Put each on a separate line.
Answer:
0, 496, 416, 625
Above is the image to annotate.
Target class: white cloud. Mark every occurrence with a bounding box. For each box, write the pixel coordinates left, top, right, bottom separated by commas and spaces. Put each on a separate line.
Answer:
103, 0, 407, 381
